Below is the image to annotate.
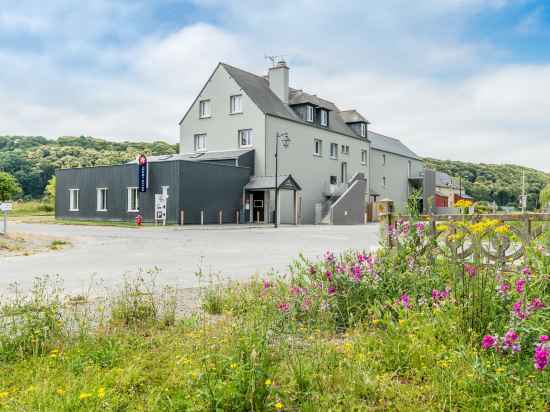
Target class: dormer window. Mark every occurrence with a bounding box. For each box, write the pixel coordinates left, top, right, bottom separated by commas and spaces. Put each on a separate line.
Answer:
320, 109, 328, 127
360, 122, 367, 137
306, 105, 314, 122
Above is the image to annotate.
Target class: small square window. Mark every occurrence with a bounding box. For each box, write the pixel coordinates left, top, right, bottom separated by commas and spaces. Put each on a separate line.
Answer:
314, 138, 322, 156
306, 105, 314, 122
199, 100, 211, 118
194, 134, 206, 152
97, 188, 108, 211
320, 109, 328, 127
330, 143, 338, 159
69, 189, 79, 211
239, 129, 252, 147
230, 95, 242, 114
361, 149, 367, 165
128, 187, 139, 212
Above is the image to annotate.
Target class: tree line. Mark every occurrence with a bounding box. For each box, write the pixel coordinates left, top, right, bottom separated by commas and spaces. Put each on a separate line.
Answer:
0, 135, 178, 200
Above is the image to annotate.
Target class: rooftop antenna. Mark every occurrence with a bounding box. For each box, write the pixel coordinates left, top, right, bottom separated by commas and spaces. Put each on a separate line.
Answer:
265, 55, 285, 67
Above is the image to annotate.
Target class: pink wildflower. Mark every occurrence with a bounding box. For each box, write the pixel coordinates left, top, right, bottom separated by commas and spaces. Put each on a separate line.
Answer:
415, 222, 425, 232
513, 300, 527, 320
515, 278, 526, 294
522, 266, 532, 277
482, 335, 497, 350
357, 253, 367, 263
540, 335, 549, 343
263, 278, 271, 289
528, 298, 545, 310
290, 287, 301, 296
309, 266, 317, 275
351, 265, 362, 282
464, 263, 477, 278
503, 330, 521, 352
301, 298, 311, 311
324, 251, 335, 263
498, 282, 511, 295
432, 288, 450, 302
277, 302, 290, 312
327, 285, 336, 295
534, 345, 549, 370
326, 271, 333, 282
400, 294, 411, 309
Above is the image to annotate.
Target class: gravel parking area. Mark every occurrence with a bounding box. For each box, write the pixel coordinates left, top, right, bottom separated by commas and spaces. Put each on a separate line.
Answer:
0, 222, 380, 294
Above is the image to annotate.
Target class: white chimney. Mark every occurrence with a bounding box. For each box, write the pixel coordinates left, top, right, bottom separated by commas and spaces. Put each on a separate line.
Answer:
268, 60, 289, 104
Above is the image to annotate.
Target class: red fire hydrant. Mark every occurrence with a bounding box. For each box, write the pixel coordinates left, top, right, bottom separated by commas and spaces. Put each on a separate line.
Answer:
135, 214, 143, 226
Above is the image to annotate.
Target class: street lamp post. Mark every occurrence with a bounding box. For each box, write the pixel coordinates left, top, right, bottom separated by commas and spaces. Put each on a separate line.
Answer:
274, 132, 290, 228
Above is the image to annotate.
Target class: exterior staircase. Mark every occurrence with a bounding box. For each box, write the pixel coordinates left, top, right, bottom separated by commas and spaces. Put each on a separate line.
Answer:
319, 173, 364, 224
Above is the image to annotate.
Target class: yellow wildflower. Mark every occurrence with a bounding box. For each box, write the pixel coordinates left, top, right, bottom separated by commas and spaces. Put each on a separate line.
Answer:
275, 402, 284, 410
372, 319, 380, 326
0, 391, 9, 400
56, 388, 65, 396
398, 319, 406, 326
455, 199, 473, 209
495, 224, 510, 235
97, 387, 105, 399
230, 363, 238, 369
495, 368, 505, 374
436, 224, 449, 232
79, 392, 93, 401
265, 379, 272, 386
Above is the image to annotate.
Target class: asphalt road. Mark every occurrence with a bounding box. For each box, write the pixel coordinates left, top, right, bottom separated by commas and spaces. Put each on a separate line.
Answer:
0, 223, 380, 294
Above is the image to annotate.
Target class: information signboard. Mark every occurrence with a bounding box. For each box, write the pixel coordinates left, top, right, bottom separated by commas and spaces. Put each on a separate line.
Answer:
155, 194, 167, 225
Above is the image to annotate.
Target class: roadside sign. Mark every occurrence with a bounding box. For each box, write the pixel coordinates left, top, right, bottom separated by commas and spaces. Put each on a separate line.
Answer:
155, 194, 167, 225
0, 203, 12, 212
138, 154, 148, 192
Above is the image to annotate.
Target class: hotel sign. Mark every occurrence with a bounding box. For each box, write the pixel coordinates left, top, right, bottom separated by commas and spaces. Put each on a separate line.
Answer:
138, 154, 148, 192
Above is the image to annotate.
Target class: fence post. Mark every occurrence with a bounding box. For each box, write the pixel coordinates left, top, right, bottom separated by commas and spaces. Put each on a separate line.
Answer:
378, 198, 395, 248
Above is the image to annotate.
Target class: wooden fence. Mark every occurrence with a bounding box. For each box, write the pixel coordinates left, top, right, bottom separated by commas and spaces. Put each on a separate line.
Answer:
378, 199, 550, 266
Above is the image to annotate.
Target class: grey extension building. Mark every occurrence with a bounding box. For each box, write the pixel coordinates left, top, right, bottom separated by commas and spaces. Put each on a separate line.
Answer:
56, 60, 427, 225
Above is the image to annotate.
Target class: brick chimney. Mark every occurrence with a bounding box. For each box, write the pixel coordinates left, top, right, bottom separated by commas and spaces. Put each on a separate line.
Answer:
268, 60, 289, 104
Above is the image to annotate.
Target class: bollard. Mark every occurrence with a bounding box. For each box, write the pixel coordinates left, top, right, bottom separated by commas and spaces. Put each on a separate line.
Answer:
236, 210, 240, 224
180, 210, 185, 226
256, 210, 260, 224
219, 210, 223, 225
201, 210, 204, 225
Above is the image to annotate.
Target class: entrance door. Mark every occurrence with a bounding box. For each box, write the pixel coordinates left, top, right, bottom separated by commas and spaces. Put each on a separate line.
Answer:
340, 162, 348, 183
252, 191, 265, 223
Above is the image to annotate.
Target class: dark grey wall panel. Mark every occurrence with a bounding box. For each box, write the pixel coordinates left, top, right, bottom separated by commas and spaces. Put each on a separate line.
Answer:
180, 161, 252, 224
331, 176, 367, 225
423, 169, 436, 214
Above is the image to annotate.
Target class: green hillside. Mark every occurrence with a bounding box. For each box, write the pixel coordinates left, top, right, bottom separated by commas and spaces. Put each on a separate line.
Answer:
424, 158, 550, 210
1, 135, 549, 209
0, 136, 178, 199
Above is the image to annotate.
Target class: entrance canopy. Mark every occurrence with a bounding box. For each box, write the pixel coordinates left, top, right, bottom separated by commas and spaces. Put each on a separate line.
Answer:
244, 175, 301, 192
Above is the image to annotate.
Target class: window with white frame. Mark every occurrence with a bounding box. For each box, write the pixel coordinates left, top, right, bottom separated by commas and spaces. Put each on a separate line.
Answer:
320, 109, 328, 127
127, 187, 139, 212
306, 105, 314, 122
230, 94, 242, 114
314, 138, 323, 156
69, 189, 79, 211
239, 129, 252, 147
361, 149, 368, 165
199, 100, 211, 118
194, 134, 206, 152
96, 188, 108, 211
330, 143, 338, 159
360, 122, 367, 137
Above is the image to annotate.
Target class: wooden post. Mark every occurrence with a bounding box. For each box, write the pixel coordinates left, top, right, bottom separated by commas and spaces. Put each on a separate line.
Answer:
180, 209, 185, 226
293, 190, 298, 225
201, 210, 204, 225
219, 210, 223, 225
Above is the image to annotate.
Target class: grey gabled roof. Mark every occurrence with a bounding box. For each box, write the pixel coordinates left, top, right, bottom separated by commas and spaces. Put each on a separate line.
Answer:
339, 110, 369, 124
245, 175, 302, 191
221, 63, 365, 140
368, 130, 421, 160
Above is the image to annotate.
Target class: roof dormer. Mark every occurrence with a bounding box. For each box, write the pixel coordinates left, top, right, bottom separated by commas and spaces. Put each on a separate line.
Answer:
339, 110, 370, 138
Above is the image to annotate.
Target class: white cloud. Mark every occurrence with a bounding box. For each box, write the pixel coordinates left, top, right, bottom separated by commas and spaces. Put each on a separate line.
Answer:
0, 1, 548, 171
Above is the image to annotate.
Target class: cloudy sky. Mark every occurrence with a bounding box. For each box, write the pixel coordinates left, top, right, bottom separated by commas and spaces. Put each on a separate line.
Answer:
1, 0, 549, 170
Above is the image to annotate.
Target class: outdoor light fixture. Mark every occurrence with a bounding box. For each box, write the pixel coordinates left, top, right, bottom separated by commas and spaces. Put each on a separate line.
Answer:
274, 132, 291, 228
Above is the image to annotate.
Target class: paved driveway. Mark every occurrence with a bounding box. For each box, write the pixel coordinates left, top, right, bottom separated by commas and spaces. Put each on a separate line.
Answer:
0, 223, 379, 294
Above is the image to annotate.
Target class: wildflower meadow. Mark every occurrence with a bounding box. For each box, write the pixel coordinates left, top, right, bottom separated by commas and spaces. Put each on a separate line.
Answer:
0, 217, 549, 410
